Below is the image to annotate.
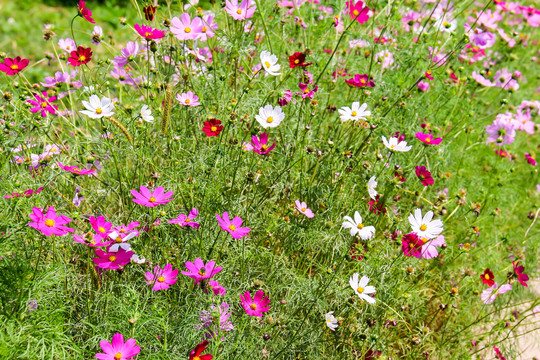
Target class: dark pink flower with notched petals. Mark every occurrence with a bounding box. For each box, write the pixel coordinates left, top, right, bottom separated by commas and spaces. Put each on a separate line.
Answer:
251, 133, 276, 155
27, 92, 57, 117
345, 74, 375, 87
78, 0, 95, 24
169, 208, 200, 228
415, 166, 434, 186
0, 56, 29, 75
57, 162, 96, 175
28, 206, 74, 236
181, 258, 222, 284
134, 24, 165, 40
415, 132, 442, 145
401, 232, 423, 257
240, 290, 271, 317
92, 248, 133, 269
216, 212, 250, 239
145, 264, 179, 291
512, 261, 529, 287
94, 332, 140, 360
131, 186, 174, 207
524, 153, 537, 166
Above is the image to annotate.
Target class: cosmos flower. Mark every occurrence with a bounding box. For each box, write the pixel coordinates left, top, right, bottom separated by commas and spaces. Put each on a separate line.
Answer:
325, 312, 339, 331
134, 24, 165, 40
181, 258, 222, 285
408, 209, 443, 239
130, 186, 174, 207
216, 212, 250, 239
202, 119, 223, 137
415, 132, 442, 145
68, 46, 92, 67
225, 0, 256, 21
199, 15, 218, 41
295, 200, 314, 218
345, 74, 375, 87
169, 208, 200, 228
27, 92, 57, 117
28, 206, 74, 236
480, 268, 495, 287
418, 235, 445, 259
289, 52, 312, 68
94, 333, 140, 360
140, 105, 154, 122
260, 50, 281, 76
145, 264, 179, 291
73, 232, 111, 247
207, 280, 226, 296
525, 153, 537, 166
342, 211, 375, 239
58, 162, 97, 176
240, 290, 271, 317
188, 341, 213, 360
415, 166, 434, 186
349, 273, 376, 304
296, 83, 318, 99
367, 176, 378, 200
80, 95, 115, 119
382, 135, 412, 152
0, 56, 29, 75
338, 102, 371, 121
107, 231, 137, 252
93, 248, 133, 269
170, 13, 203, 41
481, 282, 512, 304
486, 118, 516, 146
346, 1, 370, 24
77, 0, 95, 24
401, 232, 423, 257
251, 133, 276, 155
176, 91, 200, 106
512, 261, 529, 287
255, 105, 285, 128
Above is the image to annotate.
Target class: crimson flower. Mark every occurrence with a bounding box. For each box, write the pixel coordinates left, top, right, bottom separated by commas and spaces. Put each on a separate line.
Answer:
189, 340, 213, 360
288, 52, 312, 68
202, 119, 223, 137
143, 5, 157, 21
368, 194, 386, 215
0, 56, 29, 76
345, 74, 375, 87
78, 0, 95, 24
401, 232, 423, 257
346, 1, 370, 24
415, 166, 434, 186
512, 261, 529, 287
480, 268, 495, 286
134, 24, 165, 40
68, 46, 92, 67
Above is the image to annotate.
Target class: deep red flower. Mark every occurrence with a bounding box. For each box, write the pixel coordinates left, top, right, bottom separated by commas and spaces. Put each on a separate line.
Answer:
0, 56, 29, 76
401, 232, 423, 258
349, 239, 368, 261
134, 24, 166, 40
143, 5, 157, 21
189, 340, 213, 360
415, 166, 434, 186
68, 46, 92, 67
480, 268, 495, 286
288, 52, 312, 68
512, 261, 529, 287
394, 172, 406, 182
78, 0, 95, 24
345, 74, 375, 87
345, 1, 370, 24
368, 194, 386, 215
202, 118, 223, 137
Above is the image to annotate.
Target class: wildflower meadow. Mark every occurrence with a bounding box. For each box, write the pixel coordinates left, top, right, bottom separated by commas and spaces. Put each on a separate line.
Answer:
1, 0, 539, 359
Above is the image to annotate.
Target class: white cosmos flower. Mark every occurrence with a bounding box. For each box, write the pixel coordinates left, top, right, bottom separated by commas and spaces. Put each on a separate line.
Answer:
434, 17, 457, 33
382, 135, 412, 152
107, 231, 136, 252
408, 208, 444, 239
255, 104, 285, 128
325, 311, 339, 331
349, 273, 376, 304
80, 95, 115, 119
131, 253, 146, 264
342, 211, 376, 240
140, 105, 154, 123
260, 50, 281, 76
338, 102, 371, 122
367, 176, 378, 200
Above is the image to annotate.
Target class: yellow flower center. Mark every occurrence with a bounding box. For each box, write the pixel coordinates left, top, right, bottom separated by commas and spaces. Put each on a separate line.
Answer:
357, 223, 364, 229
261, 144, 268, 151
202, 27, 207, 33
96, 108, 102, 114
79, 55, 86, 62
250, 303, 257, 310
229, 224, 236, 231
120, 229, 126, 233
360, 78, 366, 84
45, 219, 55, 227
409, 243, 415, 248
390, 144, 395, 149
98, 226, 106, 233
115, 237, 122, 243
10, 64, 18, 70
485, 274, 490, 280
41, 102, 48, 108
351, 111, 357, 116
425, 137, 431, 142
353, 9, 360, 16
193, 357, 201, 360
185, 99, 191, 104
420, 224, 427, 231
266, 117, 274, 123
108, 255, 117, 262
145, 32, 152, 37
211, 126, 217, 132
157, 276, 165, 282
357, 287, 364, 294
185, 219, 191, 223
294, 59, 300, 64
114, 353, 122, 360
185, 27, 191, 33
422, 237, 428, 243
236, 9, 242, 14
149, 196, 156, 202
264, 61, 271, 68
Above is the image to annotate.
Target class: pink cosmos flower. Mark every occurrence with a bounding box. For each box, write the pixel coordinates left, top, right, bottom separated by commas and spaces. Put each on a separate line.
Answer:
375, 50, 394, 69
295, 200, 314, 218
134, 24, 165, 40
481, 282, 512, 304
524, 153, 537, 166
216, 212, 250, 239
169, 208, 200, 228
93, 248, 133, 269
278, 90, 293, 106
113, 221, 140, 237
493, 346, 507, 360
296, 83, 318, 99
415, 166, 434, 186
181, 258, 223, 284
346, 1, 370, 24
512, 261, 530, 287
251, 133, 276, 155
418, 235, 445, 259
4, 187, 43, 199
240, 290, 271, 317
200, 15, 218, 41
112, 41, 140, 67
28, 206, 74, 236
417, 80, 430, 91
57, 162, 97, 175
0, 56, 29, 75
401, 232, 423, 257
58, 38, 77, 53
207, 280, 226, 296
225, 0, 256, 21
471, 71, 495, 87
170, 13, 203, 41
78, 0, 95, 24
145, 264, 179, 291
345, 74, 375, 87
486, 118, 516, 146
514, 109, 535, 134
130, 186, 174, 207
94, 332, 140, 360
415, 132, 442, 145
176, 91, 200, 106
476, 10, 503, 29
89, 215, 113, 237
27, 92, 57, 117
73, 232, 112, 247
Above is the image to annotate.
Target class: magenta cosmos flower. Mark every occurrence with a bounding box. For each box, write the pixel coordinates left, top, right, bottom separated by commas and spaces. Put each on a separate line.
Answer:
401, 232, 423, 257
240, 290, 270, 317
134, 24, 165, 40
95, 332, 140, 360
27, 92, 57, 117
225, 0, 256, 21
28, 206, 74, 236
512, 261, 529, 287
181, 258, 222, 284
58, 162, 97, 175
251, 133, 275, 155
78, 0, 95, 24
0, 56, 29, 75
169, 208, 200, 228
415, 132, 442, 145
346, 1, 370, 24
170, 13, 203, 41
216, 212, 250, 239
345, 74, 375, 87
93, 248, 133, 269
176, 91, 200, 106
415, 166, 434, 186
89, 215, 113, 237
131, 186, 174, 207
295, 200, 314, 218
145, 264, 179, 291
296, 83, 318, 99
73, 232, 112, 247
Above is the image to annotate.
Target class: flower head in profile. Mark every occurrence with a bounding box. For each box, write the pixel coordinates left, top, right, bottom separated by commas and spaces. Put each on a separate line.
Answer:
216, 212, 250, 239
202, 119, 223, 137
525, 153, 537, 166
346, 1, 370, 23
260, 50, 281, 76
240, 290, 271, 317
325, 312, 339, 331
408, 209, 443, 239
401, 232, 423, 257
0, 56, 29, 76
134, 24, 165, 40
94, 332, 140, 360
73, 232, 111, 247
480, 268, 495, 287
181, 258, 222, 285
28, 206, 74, 236
58, 162, 97, 175
80, 95, 115, 119
338, 102, 371, 122
77, 0, 95, 24
415, 166, 434, 186
251, 133, 276, 155
169, 208, 200, 228
255, 105, 285, 128
27, 92, 57, 117
93, 248, 133, 269
415, 132, 442, 145
382, 135, 412, 152
68, 46, 92, 67
349, 273, 376, 304
225, 0, 256, 21
145, 264, 179, 291
289, 52, 312, 68
342, 211, 375, 239
345, 74, 375, 87
295, 200, 314, 218
189, 340, 213, 360
512, 261, 529, 287
207, 280, 226, 296
177, 91, 200, 106
367, 176, 378, 200
481, 282, 512, 304
131, 186, 174, 207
